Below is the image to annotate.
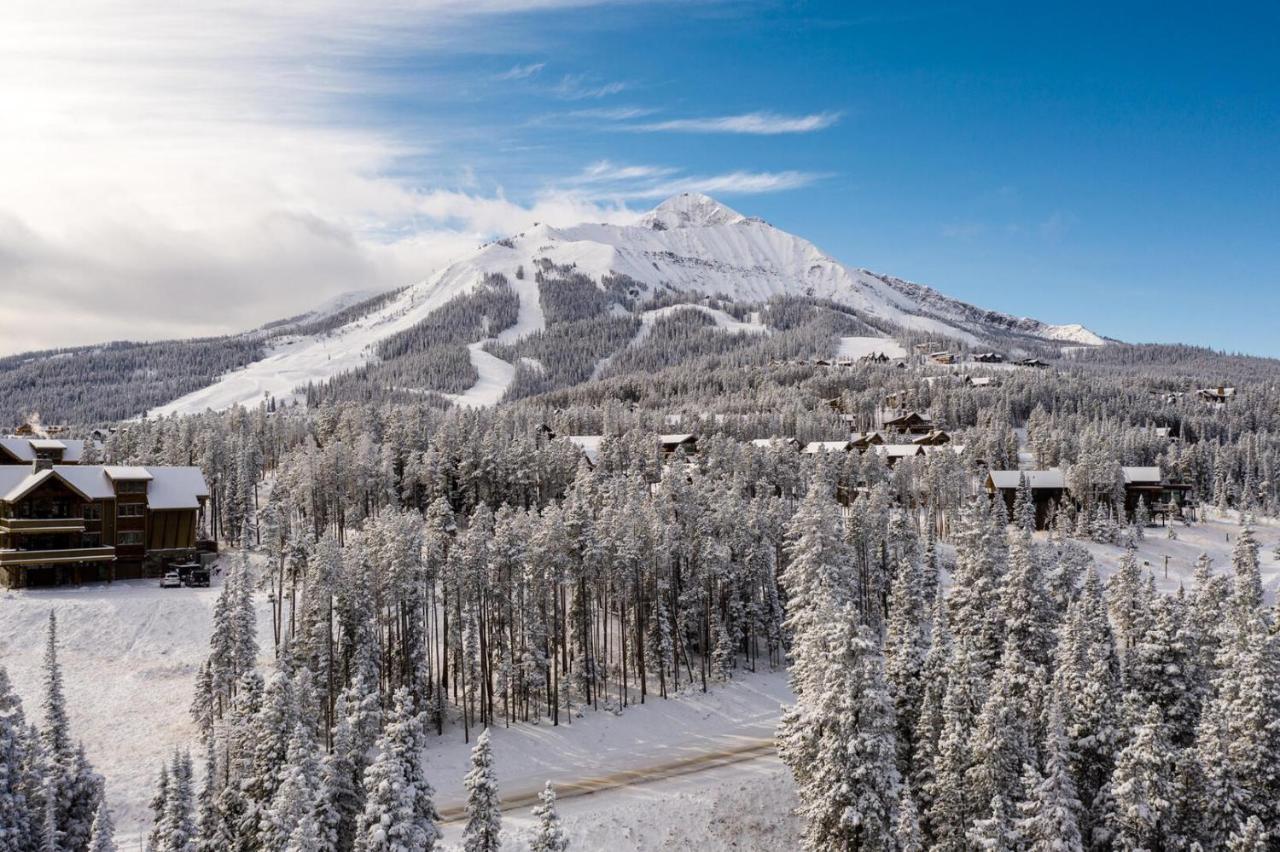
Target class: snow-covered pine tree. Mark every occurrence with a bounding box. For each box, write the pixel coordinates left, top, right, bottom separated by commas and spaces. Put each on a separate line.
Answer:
1015, 695, 1083, 852
0, 664, 34, 850
529, 782, 568, 852
354, 688, 438, 852
1105, 704, 1177, 850
86, 802, 116, 852
162, 749, 197, 852
462, 729, 501, 852
895, 790, 924, 852
778, 602, 900, 851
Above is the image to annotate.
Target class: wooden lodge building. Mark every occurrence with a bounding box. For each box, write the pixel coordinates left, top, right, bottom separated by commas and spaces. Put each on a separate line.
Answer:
0, 461, 210, 588
987, 466, 1195, 529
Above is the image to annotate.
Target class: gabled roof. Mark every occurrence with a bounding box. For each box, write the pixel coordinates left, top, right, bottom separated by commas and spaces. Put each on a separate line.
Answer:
884, 411, 932, 426
802, 441, 854, 454
104, 466, 154, 481
0, 436, 86, 463
0, 438, 36, 463
0, 465, 209, 507
147, 467, 211, 510
0, 468, 93, 503
875, 444, 926, 458
1122, 466, 1163, 485
988, 470, 1065, 490
750, 437, 798, 449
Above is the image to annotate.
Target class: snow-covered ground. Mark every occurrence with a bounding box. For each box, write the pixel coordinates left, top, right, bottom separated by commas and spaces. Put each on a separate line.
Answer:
0, 562, 795, 849
0, 573, 276, 841
835, 335, 907, 360
1057, 510, 1280, 599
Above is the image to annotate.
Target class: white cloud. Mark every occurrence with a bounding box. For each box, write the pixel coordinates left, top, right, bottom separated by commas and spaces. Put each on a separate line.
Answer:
0, 0, 626, 355
496, 62, 546, 80
558, 160, 823, 200
631, 111, 841, 134
552, 74, 628, 100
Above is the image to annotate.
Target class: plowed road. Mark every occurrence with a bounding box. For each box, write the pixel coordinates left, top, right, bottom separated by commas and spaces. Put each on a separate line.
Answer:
436, 737, 778, 823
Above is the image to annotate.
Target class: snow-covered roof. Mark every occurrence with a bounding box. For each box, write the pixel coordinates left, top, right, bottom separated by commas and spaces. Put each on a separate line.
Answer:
988, 470, 1066, 490
875, 444, 926, 458
658, 433, 697, 446
104, 466, 154, 481
1122, 466, 1163, 485
0, 438, 36, 462
564, 436, 603, 467
147, 467, 211, 510
0, 468, 94, 503
0, 465, 208, 507
0, 436, 86, 462
802, 441, 853, 454
750, 437, 797, 449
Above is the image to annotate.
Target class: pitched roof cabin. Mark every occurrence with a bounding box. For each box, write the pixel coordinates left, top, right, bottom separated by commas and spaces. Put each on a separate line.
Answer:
802, 441, 854, 455
1015, 357, 1051, 368
750, 437, 800, 451
911, 429, 952, 446
929, 351, 956, 365
658, 433, 698, 456
873, 444, 927, 466
1122, 466, 1193, 519
849, 431, 887, 450
0, 436, 87, 465
972, 352, 1005, 363
986, 470, 1067, 529
883, 411, 934, 435
1196, 386, 1236, 405
0, 462, 210, 588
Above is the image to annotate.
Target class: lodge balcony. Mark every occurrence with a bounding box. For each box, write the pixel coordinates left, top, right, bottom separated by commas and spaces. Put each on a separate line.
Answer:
0, 516, 87, 534
0, 546, 116, 566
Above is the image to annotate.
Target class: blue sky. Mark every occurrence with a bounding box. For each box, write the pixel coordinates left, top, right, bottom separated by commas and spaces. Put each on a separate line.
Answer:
2, 1, 1278, 355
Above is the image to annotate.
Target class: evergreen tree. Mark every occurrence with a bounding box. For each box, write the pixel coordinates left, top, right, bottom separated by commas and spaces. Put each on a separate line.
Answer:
354, 689, 438, 852
529, 782, 568, 852
1106, 704, 1176, 851
462, 729, 501, 852
1016, 696, 1083, 852
86, 802, 116, 852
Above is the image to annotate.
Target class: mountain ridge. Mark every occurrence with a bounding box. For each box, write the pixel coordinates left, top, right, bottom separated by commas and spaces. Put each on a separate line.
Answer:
147, 191, 1105, 415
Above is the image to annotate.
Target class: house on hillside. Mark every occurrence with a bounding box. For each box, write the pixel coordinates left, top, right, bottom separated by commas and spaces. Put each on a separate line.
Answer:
563, 436, 603, 468
1196, 386, 1236, 407
874, 444, 927, 467
750, 437, 800, 451
659, 433, 698, 456
883, 411, 934, 435
911, 429, 952, 446
972, 352, 1005, 364
986, 470, 1067, 530
1122, 466, 1194, 522
0, 436, 87, 466
1015, 357, 1051, 368
0, 462, 210, 588
850, 431, 887, 451
965, 376, 999, 388
802, 441, 855, 455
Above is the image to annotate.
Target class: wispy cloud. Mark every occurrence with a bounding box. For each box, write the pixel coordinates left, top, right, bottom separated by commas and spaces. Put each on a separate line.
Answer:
559, 160, 823, 200
552, 74, 628, 100
631, 110, 841, 134
0, 0, 632, 353
565, 106, 659, 120
495, 62, 545, 80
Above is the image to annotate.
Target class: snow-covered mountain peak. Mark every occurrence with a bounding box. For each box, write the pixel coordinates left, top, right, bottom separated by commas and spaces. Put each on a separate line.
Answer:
637, 192, 748, 230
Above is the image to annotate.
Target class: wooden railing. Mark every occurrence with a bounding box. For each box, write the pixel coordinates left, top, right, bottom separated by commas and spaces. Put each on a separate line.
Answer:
0, 517, 87, 533
0, 546, 115, 566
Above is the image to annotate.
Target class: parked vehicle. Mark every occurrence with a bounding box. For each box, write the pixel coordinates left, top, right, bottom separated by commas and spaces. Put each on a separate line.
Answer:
159, 571, 182, 589
185, 567, 210, 588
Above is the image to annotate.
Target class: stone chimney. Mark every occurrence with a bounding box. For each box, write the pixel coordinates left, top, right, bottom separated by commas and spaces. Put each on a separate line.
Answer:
32, 459, 53, 473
